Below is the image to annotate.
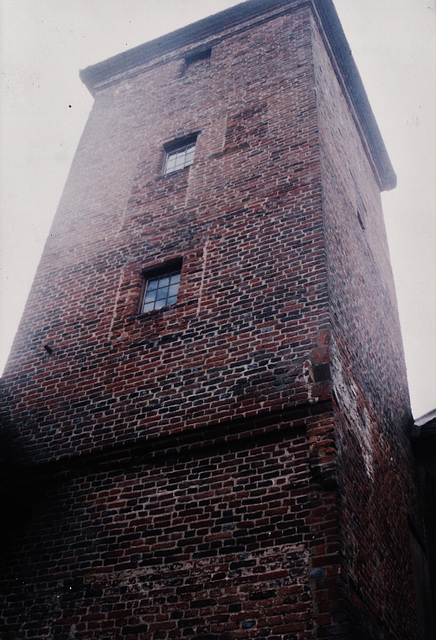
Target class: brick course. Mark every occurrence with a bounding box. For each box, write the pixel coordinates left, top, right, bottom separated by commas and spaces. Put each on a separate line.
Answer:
0, 1, 428, 638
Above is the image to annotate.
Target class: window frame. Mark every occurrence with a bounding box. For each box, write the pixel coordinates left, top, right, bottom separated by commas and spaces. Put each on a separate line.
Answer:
163, 134, 198, 175
140, 259, 183, 314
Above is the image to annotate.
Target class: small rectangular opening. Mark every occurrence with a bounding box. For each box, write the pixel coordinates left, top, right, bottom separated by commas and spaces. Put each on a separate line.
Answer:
185, 48, 212, 66
141, 258, 183, 313
163, 134, 198, 175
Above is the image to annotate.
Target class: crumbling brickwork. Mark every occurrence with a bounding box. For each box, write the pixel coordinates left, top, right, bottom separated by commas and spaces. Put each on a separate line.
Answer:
0, 1, 429, 638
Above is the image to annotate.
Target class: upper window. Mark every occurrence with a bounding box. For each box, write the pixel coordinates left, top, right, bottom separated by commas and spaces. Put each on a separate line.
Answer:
141, 269, 181, 313
164, 142, 196, 174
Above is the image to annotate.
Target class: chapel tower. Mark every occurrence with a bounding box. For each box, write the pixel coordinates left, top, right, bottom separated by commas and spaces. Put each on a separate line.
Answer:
0, 1, 431, 638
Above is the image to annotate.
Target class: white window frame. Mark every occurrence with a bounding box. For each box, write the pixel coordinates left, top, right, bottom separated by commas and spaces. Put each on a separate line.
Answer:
164, 142, 196, 175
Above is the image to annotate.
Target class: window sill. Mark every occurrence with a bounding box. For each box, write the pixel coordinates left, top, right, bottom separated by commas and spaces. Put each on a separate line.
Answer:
137, 303, 179, 320
155, 166, 192, 181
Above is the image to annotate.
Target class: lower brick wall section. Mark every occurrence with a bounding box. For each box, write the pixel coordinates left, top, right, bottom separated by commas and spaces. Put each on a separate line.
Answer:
0, 410, 347, 640
333, 406, 423, 640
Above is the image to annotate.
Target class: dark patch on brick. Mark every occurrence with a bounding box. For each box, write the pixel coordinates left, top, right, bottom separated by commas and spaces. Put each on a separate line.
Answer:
122, 624, 149, 634
249, 589, 276, 600
242, 619, 256, 629
309, 568, 325, 579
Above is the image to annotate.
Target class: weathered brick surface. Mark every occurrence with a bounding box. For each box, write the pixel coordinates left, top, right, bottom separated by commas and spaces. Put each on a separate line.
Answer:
0, 1, 428, 638
1, 412, 341, 639
2, 4, 328, 465
311, 12, 425, 639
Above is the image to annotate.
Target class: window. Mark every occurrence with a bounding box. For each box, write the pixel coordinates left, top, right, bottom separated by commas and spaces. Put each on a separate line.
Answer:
185, 48, 212, 67
163, 134, 198, 175
141, 269, 181, 313
164, 142, 196, 174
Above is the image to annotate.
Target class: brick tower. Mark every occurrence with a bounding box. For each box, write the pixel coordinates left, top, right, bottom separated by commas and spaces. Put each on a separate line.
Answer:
0, 1, 431, 638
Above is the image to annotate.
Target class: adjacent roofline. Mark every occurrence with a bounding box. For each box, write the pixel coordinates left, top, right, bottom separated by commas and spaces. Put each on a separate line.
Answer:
79, 0, 396, 191
412, 408, 436, 439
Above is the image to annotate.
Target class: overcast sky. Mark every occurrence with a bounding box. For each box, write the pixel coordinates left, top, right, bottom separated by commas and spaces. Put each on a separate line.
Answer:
0, 0, 435, 417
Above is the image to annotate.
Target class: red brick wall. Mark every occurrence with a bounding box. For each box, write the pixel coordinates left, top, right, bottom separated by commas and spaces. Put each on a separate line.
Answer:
2, 4, 328, 465
1, 413, 342, 640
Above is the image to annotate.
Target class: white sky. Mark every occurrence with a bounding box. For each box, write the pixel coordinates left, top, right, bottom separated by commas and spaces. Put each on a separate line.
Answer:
0, 0, 435, 417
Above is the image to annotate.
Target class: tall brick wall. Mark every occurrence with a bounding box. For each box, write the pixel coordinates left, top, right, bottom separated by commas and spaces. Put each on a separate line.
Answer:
2, 4, 328, 465
0, 1, 428, 638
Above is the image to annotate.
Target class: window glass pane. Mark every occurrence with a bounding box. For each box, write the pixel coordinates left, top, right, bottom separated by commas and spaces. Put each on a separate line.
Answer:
147, 279, 158, 291
166, 156, 176, 170
142, 268, 181, 313
156, 288, 168, 301
165, 141, 196, 174
185, 147, 195, 163
144, 290, 157, 302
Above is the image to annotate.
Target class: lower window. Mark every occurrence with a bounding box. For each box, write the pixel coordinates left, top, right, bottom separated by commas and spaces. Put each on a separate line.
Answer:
141, 269, 181, 313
